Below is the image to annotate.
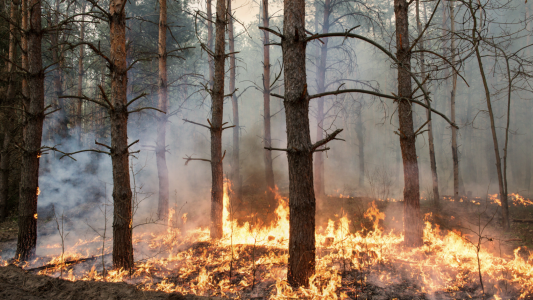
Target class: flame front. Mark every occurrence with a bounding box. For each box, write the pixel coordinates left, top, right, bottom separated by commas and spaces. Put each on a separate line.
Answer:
3, 184, 533, 299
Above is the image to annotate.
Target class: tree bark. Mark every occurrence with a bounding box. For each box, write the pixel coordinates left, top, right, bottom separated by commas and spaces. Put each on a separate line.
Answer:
313, 0, 330, 198
51, 0, 67, 139
207, 0, 214, 87
209, 0, 226, 239
355, 106, 365, 187
262, 0, 275, 209
0, 0, 19, 221
16, 0, 45, 261
156, 0, 169, 222
77, 2, 86, 145
109, 0, 134, 269
282, 0, 316, 287
450, 1, 459, 202
394, 0, 422, 247
469, 1, 509, 229
228, 0, 241, 207
417, 0, 439, 205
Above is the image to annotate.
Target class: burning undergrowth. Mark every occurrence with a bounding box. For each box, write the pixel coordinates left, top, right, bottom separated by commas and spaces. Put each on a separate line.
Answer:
1, 184, 533, 299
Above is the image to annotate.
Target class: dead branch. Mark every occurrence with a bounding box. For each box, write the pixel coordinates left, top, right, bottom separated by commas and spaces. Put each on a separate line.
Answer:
25, 254, 110, 272
126, 93, 148, 107
258, 26, 284, 39
311, 129, 343, 152
129, 107, 166, 114
183, 119, 211, 130
183, 155, 211, 165
512, 219, 533, 223
95, 140, 111, 149
58, 94, 108, 109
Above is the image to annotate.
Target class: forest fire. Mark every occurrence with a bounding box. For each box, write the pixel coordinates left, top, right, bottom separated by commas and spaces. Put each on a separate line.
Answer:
2, 184, 532, 299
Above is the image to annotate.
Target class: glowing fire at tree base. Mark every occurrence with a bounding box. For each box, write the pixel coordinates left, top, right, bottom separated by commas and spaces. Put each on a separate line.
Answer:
1, 183, 532, 299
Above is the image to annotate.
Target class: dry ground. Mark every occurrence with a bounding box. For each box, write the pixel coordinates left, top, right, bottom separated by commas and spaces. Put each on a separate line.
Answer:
0, 192, 531, 299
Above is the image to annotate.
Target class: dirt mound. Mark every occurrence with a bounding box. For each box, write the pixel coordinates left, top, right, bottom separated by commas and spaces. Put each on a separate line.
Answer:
0, 265, 223, 300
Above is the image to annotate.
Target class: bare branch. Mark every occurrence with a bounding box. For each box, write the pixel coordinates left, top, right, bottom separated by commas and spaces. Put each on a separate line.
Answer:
258, 26, 283, 39
311, 129, 343, 152
183, 119, 211, 130
183, 155, 211, 165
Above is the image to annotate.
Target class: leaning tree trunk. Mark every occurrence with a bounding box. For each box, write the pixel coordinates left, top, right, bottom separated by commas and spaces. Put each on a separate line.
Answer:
469, 1, 509, 229
394, 0, 423, 247
314, 0, 330, 198
209, 0, 226, 239
156, 0, 169, 222
450, 1, 459, 202
0, 0, 19, 221
262, 0, 275, 209
109, 0, 134, 270
16, 0, 45, 261
282, 0, 316, 287
417, 0, 439, 205
228, 0, 241, 207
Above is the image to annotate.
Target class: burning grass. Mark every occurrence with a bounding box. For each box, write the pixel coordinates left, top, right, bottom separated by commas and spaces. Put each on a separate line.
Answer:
1, 184, 533, 299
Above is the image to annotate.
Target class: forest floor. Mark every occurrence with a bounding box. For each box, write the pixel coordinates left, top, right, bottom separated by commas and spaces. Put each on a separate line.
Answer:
0, 264, 223, 300
0, 191, 531, 299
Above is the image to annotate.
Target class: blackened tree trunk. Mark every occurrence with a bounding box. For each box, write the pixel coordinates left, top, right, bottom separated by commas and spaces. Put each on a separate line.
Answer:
262, 0, 275, 208
314, 0, 330, 197
156, 0, 169, 222
394, 0, 423, 247
109, 0, 134, 269
228, 0, 241, 206
282, 0, 316, 287
0, 0, 19, 221
209, 0, 226, 239
16, 0, 45, 261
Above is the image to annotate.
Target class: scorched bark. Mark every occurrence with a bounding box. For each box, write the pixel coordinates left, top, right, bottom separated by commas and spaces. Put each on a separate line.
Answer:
109, 0, 134, 270
282, 0, 316, 287
394, 0, 423, 247
156, 0, 169, 222
16, 0, 45, 260
209, 0, 226, 239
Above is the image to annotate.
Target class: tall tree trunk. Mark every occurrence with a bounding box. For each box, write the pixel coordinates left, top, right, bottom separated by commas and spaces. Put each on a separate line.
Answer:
262, 0, 275, 209
16, 0, 44, 261
450, 1, 459, 201
156, 0, 169, 222
77, 2, 86, 145
228, 0, 241, 207
209, 0, 226, 239
355, 107, 365, 187
109, 0, 134, 269
0, 0, 19, 221
282, 0, 316, 287
469, 1, 509, 229
207, 0, 214, 87
394, 0, 422, 247
52, 0, 67, 139
314, 0, 330, 197
417, 0, 439, 205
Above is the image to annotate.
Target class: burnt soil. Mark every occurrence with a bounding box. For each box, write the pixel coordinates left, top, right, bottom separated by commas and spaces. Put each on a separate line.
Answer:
0, 264, 223, 300
0, 192, 532, 299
